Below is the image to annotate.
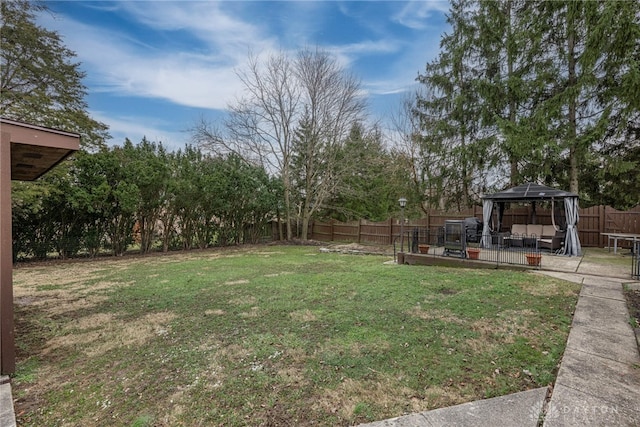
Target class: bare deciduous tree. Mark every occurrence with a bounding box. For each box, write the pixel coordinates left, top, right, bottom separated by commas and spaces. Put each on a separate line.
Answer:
193, 48, 366, 240
224, 51, 300, 239
292, 49, 367, 239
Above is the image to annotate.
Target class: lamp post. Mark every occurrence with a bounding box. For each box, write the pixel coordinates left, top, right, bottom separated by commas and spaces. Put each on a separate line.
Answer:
398, 197, 407, 253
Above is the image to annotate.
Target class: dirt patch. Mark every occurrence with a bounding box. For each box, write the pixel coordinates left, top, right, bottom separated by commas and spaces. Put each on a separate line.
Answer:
216, 343, 251, 365
321, 242, 393, 256
250, 250, 285, 256
269, 239, 326, 247
318, 338, 390, 361
269, 347, 311, 394
48, 295, 111, 316
276, 365, 308, 387
624, 285, 640, 332
13, 262, 132, 317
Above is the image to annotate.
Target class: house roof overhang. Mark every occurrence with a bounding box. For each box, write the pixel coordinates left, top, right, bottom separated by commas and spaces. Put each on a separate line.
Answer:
1, 118, 80, 374
1, 118, 80, 181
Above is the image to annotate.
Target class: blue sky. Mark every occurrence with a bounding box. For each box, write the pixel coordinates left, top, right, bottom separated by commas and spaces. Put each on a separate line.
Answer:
40, 1, 451, 151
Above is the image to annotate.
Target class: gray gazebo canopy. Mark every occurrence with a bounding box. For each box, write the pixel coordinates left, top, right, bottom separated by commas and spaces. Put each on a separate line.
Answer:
481, 183, 582, 256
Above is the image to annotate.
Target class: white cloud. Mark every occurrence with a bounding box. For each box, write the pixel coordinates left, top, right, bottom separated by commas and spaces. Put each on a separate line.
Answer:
392, 0, 450, 30
333, 39, 400, 56
41, 2, 276, 110
43, 1, 447, 110
115, 1, 274, 58
91, 110, 191, 151
38, 1, 449, 141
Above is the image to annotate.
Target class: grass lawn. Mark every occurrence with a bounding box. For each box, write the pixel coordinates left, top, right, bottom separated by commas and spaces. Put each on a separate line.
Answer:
581, 247, 636, 267
12, 245, 580, 426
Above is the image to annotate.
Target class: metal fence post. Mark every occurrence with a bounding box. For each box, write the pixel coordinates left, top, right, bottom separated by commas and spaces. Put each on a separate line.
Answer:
633, 241, 639, 280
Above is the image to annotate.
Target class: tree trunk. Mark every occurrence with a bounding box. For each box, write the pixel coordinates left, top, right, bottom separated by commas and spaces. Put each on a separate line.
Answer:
507, 0, 518, 187
283, 165, 293, 240
567, 3, 579, 194
160, 215, 174, 253
301, 212, 310, 241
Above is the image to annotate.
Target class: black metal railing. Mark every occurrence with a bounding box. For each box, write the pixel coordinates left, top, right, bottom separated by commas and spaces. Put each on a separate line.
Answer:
478, 233, 540, 267
406, 227, 542, 268
633, 240, 640, 280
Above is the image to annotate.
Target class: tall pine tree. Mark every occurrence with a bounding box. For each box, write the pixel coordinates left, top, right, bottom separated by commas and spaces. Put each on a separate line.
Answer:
1, 0, 109, 148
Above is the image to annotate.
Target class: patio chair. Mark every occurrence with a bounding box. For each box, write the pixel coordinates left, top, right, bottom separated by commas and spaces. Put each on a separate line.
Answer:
504, 224, 528, 247
538, 229, 565, 252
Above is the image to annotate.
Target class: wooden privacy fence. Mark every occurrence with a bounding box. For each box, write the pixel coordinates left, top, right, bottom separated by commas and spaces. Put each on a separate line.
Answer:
309, 205, 640, 248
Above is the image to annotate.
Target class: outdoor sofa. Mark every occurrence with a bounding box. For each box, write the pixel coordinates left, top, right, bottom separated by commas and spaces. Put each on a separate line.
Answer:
504, 224, 564, 251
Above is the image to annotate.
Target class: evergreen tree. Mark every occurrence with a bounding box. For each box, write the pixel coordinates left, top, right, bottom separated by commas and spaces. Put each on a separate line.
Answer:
327, 123, 400, 221
415, 0, 490, 209
0, 0, 109, 148
525, 1, 640, 195
473, 0, 550, 186
128, 138, 171, 253
413, 0, 640, 203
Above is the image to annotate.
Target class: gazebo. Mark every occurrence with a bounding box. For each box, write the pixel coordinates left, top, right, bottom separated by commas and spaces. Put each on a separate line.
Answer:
1, 118, 80, 374
480, 183, 582, 256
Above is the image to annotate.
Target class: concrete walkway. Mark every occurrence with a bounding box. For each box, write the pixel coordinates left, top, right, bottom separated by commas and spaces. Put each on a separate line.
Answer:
0, 375, 16, 427
542, 273, 640, 427
357, 387, 549, 426
359, 259, 640, 427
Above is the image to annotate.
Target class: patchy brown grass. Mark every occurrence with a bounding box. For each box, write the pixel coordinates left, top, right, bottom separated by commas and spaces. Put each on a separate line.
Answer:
290, 308, 318, 322
467, 309, 539, 353
516, 278, 577, 296
314, 376, 414, 419
11, 246, 579, 426
44, 311, 177, 357
406, 306, 465, 324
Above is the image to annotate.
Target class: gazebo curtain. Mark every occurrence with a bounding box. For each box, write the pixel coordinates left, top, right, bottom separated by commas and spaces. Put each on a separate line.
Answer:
563, 196, 582, 256
481, 199, 493, 248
